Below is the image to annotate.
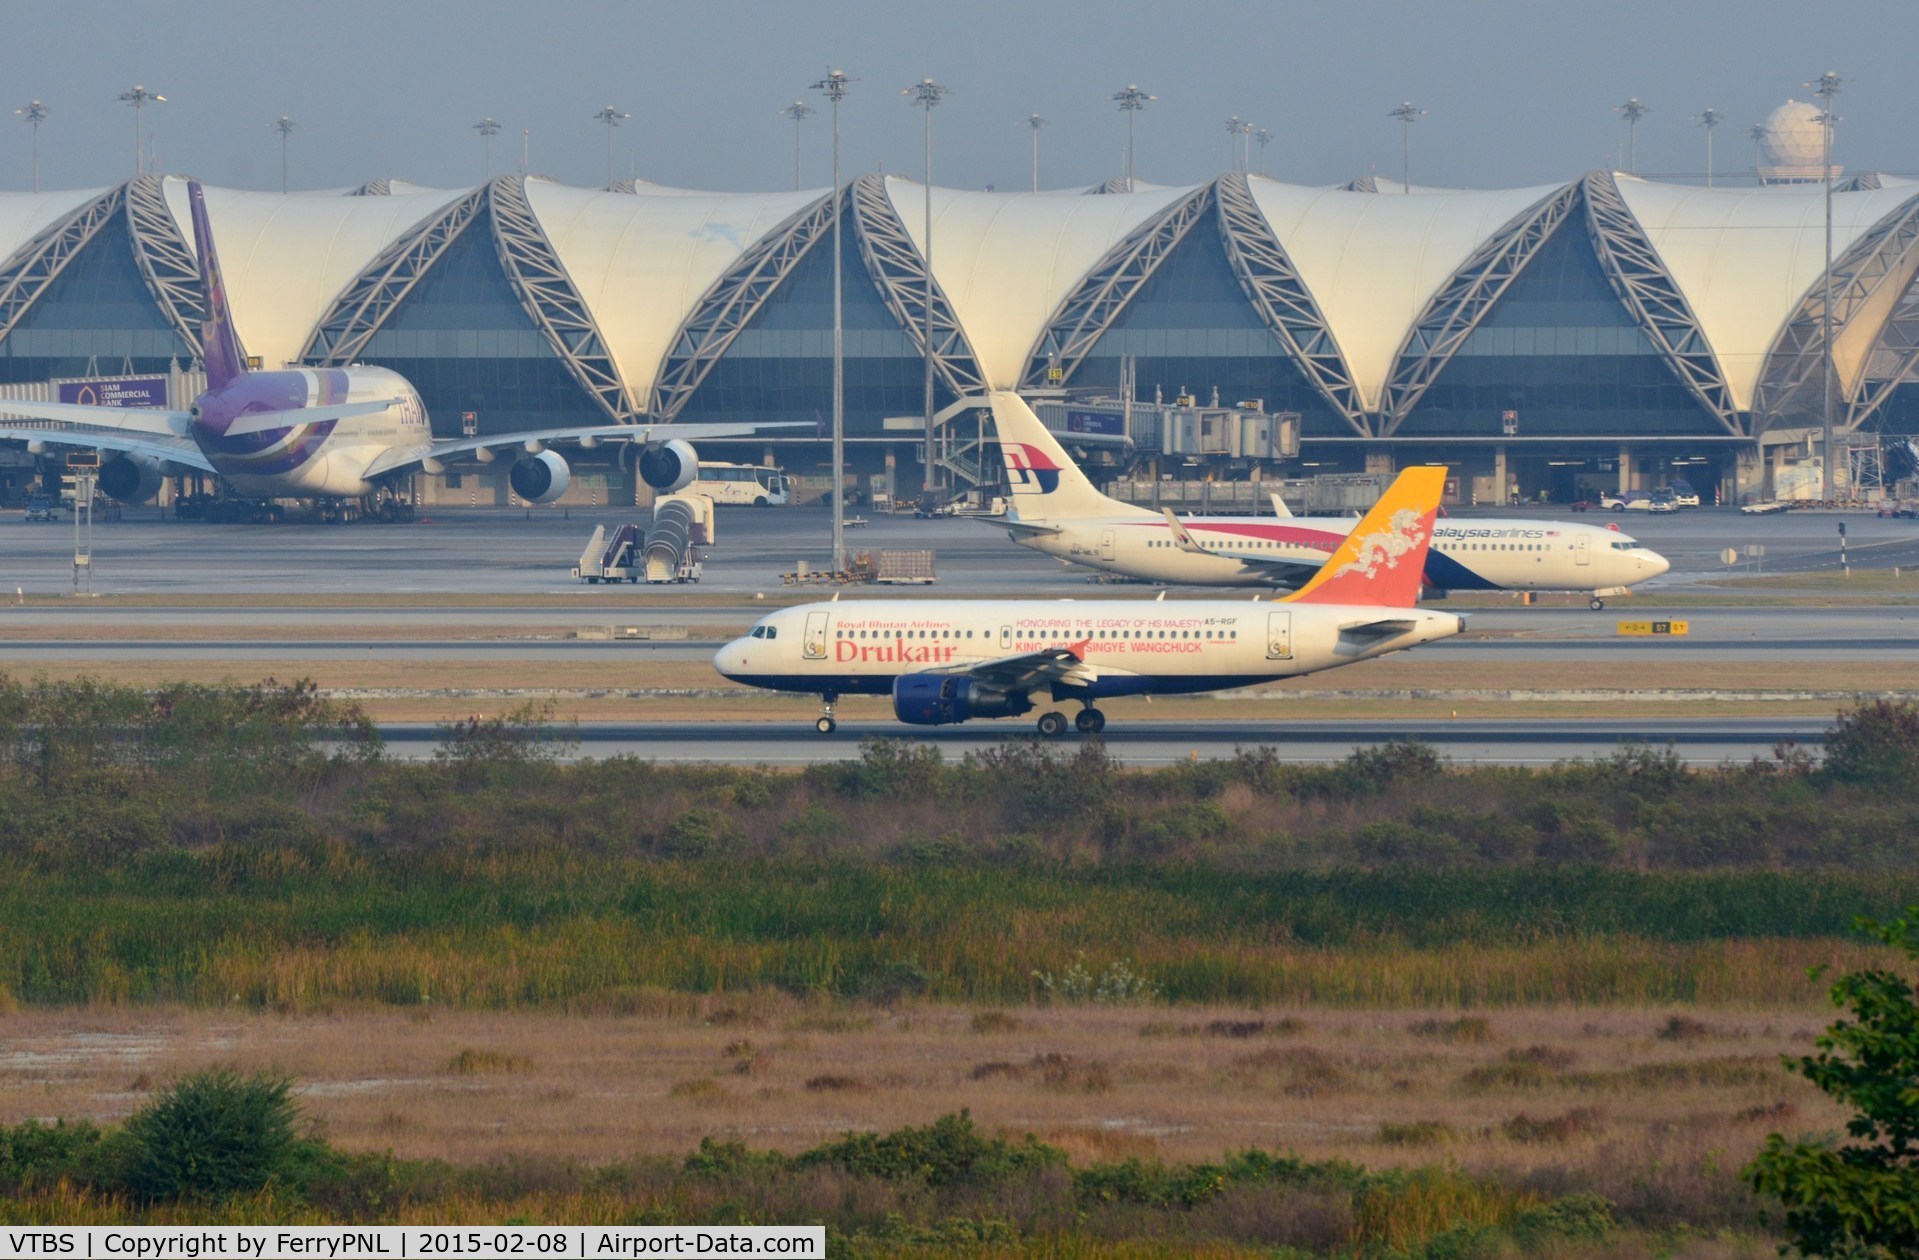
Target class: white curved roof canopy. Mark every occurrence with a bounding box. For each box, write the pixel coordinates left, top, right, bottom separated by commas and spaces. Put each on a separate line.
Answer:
162, 179, 468, 371
0, 187, 110, 269
523, 179, 823, 401
1246, 178, 1562, 411
1613, 176, 1919, 410
881, 176, 1191, 388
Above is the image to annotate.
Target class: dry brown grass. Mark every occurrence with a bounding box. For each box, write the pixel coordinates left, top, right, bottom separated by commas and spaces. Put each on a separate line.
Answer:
0, 1001, 1841, 1179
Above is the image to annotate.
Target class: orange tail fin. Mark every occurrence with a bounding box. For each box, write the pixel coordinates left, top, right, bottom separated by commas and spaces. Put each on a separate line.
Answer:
1283, 466, 1447, 607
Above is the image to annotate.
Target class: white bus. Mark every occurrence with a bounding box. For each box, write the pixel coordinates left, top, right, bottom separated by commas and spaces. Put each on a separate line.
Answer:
691, 462, 789, 506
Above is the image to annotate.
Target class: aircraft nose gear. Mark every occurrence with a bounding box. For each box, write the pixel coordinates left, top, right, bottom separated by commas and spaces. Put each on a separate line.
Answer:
1036, 711, 1069, 738
1589, 596, 1606, 611
1075, 707, 1106, 734
816, 694, 839, 735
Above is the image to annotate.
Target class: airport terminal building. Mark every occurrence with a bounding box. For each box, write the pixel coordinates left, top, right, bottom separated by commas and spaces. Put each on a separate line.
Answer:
2, 135, 1917, 506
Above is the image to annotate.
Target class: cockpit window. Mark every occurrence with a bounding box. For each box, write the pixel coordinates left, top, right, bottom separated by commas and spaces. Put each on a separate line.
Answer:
750, 625, 779, 639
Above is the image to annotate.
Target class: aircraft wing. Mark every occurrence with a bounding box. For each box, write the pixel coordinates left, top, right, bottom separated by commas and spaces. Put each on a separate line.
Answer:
0, 422, 213, 474
360, 420, 809, 479
929, 643, 1135, 691
0, 400, 193, 434
1161, 508, 1321, 587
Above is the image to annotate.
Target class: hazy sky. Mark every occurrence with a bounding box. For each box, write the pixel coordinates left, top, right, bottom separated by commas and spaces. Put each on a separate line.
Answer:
2, 0, 1912, 194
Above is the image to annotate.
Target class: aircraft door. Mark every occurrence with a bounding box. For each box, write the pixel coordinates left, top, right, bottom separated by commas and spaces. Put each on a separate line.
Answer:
1099, 529, 1116, 561
1574, 533, 1591, 566
1265, 611, 1292, 660
803, 610, 829, 660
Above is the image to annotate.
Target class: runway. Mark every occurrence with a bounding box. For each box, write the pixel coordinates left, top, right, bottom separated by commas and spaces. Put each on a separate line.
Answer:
378, 717, 1831, 766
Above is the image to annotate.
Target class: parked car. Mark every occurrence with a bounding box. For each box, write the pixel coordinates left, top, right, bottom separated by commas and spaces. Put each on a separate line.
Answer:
22, 494, 58, 522
1601, 490, 1674, 512
1669, 480, 1701, 508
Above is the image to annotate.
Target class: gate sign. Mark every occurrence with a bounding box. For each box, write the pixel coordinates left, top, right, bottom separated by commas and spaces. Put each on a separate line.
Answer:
58, 377, 167, 408
1063, 408, 1125, 437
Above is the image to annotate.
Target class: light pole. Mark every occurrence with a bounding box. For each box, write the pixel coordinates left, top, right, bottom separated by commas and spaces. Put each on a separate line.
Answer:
1110, 84, 1154, 191
1809, 70, 1842, 495
1692, 108, 1721, 188
1387, 101, 1423, 190
269, 116, 296, 193
1748, 123, 1768, 181
1614, 98, 1649, 173
1024, 114, 1045, 192
904, 78, 950, 497
118, 84, 165, 176
777, 101, 813, 191
474, 117, 502, 179
812, 68, 852, 569
15, 100, 47, 193
1255, 127, 1272, 176
1225, 116, 1251, 172
593, 105, 629, 190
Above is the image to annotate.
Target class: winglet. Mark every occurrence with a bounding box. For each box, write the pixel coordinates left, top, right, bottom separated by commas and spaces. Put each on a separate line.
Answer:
186, 180, 249, 391
1282, 466, 1446, 608
1162, 508, 1210, 555
1269, 492, 1293, 519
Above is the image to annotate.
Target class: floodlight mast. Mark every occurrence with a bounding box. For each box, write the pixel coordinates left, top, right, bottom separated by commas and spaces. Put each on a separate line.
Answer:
474, 117, 502, 179
1693, 108, 1721, 188
812, 68, 853, 571
1024, 114, 1045, 192
1809, 70, 1842, 497
1748, 122, 1767, 177
1110, 84, 1154, 191
1387, 101, 1423, 190
118, 84, 165, 176
1255, 127, 1272, 176
777, 101, 814, 191
1225, 116, 1251, 172
270, 116, 296, 193
593, 105, 629, 190
15, 101, 48, 193
904, 78, 951, 497
1614, 98, 1649, 173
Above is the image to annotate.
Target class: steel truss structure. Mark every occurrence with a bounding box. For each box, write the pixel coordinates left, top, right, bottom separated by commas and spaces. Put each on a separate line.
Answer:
650, 190, 839, 421
351, 180, 395, 196
1020, 183, 1213, 390
1754, 188, 1919, 434
1213, 173, 1367, 434
490, 175, 639, 423
300, 188, 488, 364
1379, 182, 1582, 434
850, 174, 986, 399
1583, 171, 1741, 435
0, 187, 123, 346
125, 176, 206, 359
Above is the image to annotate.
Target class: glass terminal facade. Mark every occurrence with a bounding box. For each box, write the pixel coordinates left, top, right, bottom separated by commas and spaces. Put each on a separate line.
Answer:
0, 214, 191, 384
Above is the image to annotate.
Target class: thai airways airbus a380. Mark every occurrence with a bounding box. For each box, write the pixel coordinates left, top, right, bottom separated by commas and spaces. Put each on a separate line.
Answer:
715, 464, 1462, 736
988, 392, 1667, 609
0, 181, 793, 509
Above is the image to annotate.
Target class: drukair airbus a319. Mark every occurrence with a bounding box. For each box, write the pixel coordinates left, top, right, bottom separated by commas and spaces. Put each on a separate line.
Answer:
714, 465, 1462, 737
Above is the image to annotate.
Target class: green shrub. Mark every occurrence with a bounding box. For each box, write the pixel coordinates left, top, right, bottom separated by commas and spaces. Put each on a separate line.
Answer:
119, 1068, 306, 1203
796, 1110, 1063, 1188
1821, 700, 1919, 790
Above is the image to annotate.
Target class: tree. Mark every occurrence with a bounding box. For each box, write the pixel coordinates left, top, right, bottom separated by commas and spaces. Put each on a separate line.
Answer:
1747, 911, 1919, 1257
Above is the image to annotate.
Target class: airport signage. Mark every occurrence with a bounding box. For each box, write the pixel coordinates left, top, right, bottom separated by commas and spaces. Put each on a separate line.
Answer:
1063, 408, 1125, 437
57, 376, 167, 408
1617, 620, 1689, 636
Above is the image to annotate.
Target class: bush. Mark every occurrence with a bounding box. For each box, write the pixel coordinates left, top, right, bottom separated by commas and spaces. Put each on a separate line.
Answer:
1821, 700, 1919, 790
119, 1068, 306, 1203
797, 1110, 1063, 1189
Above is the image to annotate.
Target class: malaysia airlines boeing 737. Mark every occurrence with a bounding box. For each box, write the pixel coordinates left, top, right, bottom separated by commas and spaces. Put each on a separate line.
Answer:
715, 464, 1462, 737
0, 181, 793, 508
988, 392, 1668, 609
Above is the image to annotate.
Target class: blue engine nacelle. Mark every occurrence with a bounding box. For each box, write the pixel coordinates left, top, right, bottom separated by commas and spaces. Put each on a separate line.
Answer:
98, 454, 165, 504
508, 449, 571, 504
637, 438, 697, 493
891, 673, 1032, 726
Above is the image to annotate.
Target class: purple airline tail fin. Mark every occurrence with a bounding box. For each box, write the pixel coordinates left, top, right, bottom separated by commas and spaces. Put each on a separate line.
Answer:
186, 180, 248, 390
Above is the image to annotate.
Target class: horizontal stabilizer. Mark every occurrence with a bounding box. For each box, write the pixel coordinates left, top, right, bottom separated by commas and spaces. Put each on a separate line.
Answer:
220, 400, 403, 437
1338, 618, 1419, 639
0, 400, 190, 434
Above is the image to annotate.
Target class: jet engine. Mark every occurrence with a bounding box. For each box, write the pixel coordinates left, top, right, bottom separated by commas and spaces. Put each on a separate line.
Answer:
637, 438, 698, 493
508, 449, 571, 504
892, 673, 1032, 726
98, 454, 165, 504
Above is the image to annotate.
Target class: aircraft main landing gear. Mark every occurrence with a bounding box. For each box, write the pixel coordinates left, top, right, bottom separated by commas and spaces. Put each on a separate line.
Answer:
1589, 596, 1606, 611
816, 694, 838, 735
1075, 707, 1106, 734
1036, 711, 1069, 738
